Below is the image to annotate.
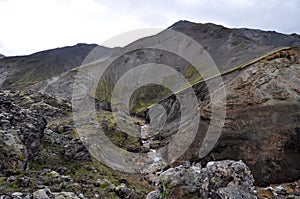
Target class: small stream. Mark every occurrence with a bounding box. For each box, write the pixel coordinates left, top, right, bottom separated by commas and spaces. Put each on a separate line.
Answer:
140, 124, 165, 181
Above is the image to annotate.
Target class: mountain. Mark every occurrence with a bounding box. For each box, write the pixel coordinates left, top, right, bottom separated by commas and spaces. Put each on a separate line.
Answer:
0, 20, 300, 197
1, 21, 300, 95
169, 20, 300, 71
0, 54, 4, 59
29, 21, 300, 108
0, 43, 115, 90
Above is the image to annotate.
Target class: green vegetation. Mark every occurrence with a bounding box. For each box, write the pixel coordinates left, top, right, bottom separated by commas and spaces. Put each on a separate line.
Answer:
94, 78, 115, 102
96, 110, 142, 151
144, 46, 293, 112
129, 84, 171, 114
162, 190, 167, 198
0, 179, 20, 192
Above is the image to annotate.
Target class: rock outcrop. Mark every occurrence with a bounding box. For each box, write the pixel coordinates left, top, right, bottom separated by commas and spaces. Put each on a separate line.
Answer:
147, 160, 257, 199
0, 90, 146, 198
61, 138, 91, 161
0, 91, 46, 172
199, 48, 300, 186
150, 48, 300, 186
256, 180, 300, 198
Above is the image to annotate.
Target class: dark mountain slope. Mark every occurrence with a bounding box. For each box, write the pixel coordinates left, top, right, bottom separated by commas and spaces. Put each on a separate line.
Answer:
169, 20, 300, 72
0, 43, 114, 90
2, 21, 300, 98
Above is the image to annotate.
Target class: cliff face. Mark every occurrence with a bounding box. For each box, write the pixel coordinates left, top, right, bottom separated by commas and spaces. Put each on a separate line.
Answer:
153, 48, 300, 186
208, 49, 300, 185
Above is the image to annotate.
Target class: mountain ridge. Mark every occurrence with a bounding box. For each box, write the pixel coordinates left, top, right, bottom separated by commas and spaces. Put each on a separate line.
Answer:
24, 20, 300, 103
1, 21, 300, 108
0, 43, 115, 90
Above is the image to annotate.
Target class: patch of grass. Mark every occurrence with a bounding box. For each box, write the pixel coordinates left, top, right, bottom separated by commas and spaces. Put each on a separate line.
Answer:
0, 179, 20, 193
94, 78, 115, 102
95, 110, 141, 151
162, 190, 167, 198
184, 64, 201, 80
129, 84, 171, 114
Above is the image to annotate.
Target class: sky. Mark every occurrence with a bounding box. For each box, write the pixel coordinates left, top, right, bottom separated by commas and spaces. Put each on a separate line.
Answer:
0, 0, 299, 56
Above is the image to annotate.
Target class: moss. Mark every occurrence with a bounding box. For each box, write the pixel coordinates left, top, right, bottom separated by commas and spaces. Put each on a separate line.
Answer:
100, 182, 110, 189
0, 180, 20, 192
184, 64, 201, 80
94, 78, 115, 101
162, 190, 167, 198
129, 84, 171, 114
18, 153, 26, 161
96, 110, 143, 151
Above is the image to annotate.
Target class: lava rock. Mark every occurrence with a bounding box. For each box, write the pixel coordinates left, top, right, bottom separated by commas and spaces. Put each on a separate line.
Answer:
0, 91, 46, 173
61, 138, 91, 161
147, 160, 257, 199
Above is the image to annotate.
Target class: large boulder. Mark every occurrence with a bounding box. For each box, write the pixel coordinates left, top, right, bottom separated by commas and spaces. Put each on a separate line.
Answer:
147, 160, 257, 199
0, 91, 46, 172
0, 129, 28, 171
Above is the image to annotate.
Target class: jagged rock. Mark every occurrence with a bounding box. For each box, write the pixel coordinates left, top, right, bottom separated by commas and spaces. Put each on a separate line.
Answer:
33, 189, 54, 199
256, 180, 300, 198
17, 176, 32, 188
146, 190, 161, 199
147, 160, 257, 199
78, 193, 85, 199
61, 138, 91, 161
48, 171, 60, 178
0, 91, 46, 173
115, 183, 134, 199
33, 188, 81, 199
53, 192, 80, 199
154, 49, 300, 186
0, 130, 28, 171
12, 192, 23, 198
43, 129, 71, 145
13, 90, 72, 119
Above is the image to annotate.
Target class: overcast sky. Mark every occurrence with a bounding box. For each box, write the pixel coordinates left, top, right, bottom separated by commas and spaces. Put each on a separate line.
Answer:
0, 0, 299, 56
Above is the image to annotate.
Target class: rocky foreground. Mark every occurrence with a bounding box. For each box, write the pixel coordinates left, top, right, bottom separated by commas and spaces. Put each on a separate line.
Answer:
0, 90, 299, 199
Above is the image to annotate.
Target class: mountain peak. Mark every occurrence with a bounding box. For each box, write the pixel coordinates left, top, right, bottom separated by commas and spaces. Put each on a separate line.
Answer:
168, 20, 227, 31
168, 20, 195, 29
0, 54, 5, 59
